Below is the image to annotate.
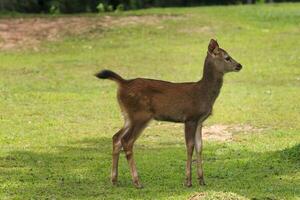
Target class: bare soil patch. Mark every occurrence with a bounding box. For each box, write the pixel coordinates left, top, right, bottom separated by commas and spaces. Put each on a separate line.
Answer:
203, 124, 263, 142
153, 123, 263, 142
0, 15, 180, 50
188, 192, 248, 200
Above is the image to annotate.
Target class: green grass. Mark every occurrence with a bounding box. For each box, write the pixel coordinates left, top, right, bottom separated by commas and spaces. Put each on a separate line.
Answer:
0, 3, 300, 200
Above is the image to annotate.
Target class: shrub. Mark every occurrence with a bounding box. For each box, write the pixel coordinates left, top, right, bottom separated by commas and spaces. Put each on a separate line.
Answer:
96, 2, 106, 12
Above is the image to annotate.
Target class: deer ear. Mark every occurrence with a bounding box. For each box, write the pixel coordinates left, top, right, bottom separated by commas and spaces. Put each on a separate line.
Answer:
208, 39, 219, 54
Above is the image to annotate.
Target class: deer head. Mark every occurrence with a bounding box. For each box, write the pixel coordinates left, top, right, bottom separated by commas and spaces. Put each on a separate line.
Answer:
207, 39, 242, 73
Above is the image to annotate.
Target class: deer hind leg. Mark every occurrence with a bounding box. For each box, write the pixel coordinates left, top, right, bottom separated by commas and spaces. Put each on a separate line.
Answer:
195, 123, 205, 185
184, 121, 197, 187
121, 116, 150, 189
111, 119, 131, 185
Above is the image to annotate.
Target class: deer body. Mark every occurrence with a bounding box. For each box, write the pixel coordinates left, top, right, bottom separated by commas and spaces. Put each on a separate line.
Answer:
119, 79, 215, 123
95, 39, 242, 188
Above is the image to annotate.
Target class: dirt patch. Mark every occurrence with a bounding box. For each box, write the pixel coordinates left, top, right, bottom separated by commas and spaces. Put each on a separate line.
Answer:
189, 193, 206, 200
0, 17, 94, 50
204, 124, 263, 142
153, 123, 263, 142
202, 124, 261, 141
188, 192, 248, 200
203, 124, 232, 141
0, 15, 181, 50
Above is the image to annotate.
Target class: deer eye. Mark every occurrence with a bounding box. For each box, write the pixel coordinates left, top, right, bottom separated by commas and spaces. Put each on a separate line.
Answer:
225, 56, 230, 61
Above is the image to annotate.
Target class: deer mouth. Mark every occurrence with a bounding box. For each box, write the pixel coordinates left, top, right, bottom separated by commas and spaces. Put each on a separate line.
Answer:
235, 64, 242, 71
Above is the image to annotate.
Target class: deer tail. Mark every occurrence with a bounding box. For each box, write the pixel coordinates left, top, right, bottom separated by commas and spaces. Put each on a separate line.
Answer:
94, 70, 125, 84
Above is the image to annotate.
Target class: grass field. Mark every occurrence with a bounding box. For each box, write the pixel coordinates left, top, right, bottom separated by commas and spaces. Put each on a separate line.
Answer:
0, 3, 300, 200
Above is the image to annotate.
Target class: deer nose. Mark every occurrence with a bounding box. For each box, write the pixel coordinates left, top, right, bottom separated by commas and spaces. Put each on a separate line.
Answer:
236, 63, 242, 71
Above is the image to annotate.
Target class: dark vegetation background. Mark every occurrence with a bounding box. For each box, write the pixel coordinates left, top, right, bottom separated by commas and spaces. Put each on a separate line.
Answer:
0, 0, 299, 13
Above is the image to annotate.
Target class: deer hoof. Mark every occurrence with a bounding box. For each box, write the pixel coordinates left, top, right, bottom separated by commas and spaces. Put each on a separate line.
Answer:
133, 181, 143, 189
199, 178, 206, 186
184, 180, 192, 187
111, 179, 118, 186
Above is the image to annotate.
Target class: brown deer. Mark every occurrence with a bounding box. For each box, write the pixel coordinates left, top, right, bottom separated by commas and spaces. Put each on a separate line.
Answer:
95, 39, 242, 188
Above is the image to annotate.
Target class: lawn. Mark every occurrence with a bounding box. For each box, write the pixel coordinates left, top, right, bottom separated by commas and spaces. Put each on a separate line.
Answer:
0, 3, 299, 200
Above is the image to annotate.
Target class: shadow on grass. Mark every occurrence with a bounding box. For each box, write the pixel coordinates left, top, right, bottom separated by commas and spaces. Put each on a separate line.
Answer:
0, 137, 299, 199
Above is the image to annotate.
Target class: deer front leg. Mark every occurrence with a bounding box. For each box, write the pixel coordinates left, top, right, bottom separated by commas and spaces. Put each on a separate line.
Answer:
184, 121, 197, 187
195, 123, 205, 185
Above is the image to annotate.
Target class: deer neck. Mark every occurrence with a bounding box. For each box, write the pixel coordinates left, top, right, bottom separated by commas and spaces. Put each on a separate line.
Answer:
200, 56, 224, 102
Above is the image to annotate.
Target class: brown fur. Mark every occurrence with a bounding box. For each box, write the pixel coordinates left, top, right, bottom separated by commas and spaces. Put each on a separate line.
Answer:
95, 39, 242, 188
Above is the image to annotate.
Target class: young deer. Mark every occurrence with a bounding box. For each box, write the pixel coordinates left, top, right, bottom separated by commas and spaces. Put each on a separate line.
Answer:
95, 39, 242, 188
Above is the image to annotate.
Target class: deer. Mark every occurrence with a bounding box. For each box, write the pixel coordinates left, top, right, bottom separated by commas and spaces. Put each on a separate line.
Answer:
95, 39, 242, 188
